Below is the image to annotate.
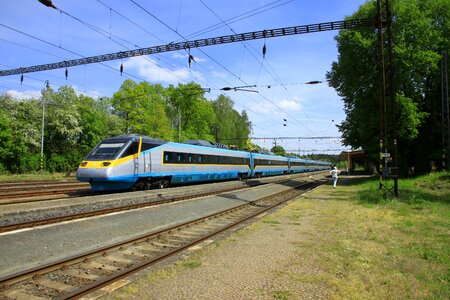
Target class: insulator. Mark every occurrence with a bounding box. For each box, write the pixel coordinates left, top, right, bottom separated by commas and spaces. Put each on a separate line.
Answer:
262, 43, 267, 58
120, 63, 123, 76
65, 67, 68, 80
38, 0, 57, 9
20, 74, 23, 85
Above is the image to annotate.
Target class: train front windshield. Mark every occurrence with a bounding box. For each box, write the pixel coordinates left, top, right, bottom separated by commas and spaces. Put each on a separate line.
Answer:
86, 142, 126, 160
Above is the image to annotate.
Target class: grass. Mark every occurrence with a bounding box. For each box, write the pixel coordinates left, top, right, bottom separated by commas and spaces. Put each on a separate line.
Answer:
295, 171, 450, 299
0, 172, 72, 181
106, 171, 449, 299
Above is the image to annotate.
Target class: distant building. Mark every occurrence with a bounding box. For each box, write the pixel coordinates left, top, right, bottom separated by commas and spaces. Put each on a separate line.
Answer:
341, 150, 373, 174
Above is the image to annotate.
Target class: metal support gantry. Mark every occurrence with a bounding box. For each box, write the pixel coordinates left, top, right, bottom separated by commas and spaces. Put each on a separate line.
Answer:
0, 19, 375, 77
377, 0, 398, 197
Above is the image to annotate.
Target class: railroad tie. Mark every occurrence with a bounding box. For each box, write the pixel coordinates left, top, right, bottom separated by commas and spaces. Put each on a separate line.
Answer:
172, 232, 199, 239
85, 261, 121, 272
1, 289, 47, 300
131, 244, 161, 253
64, 268, 99, 280
121, 249, 147, 259
103, 255, 135, 265
34, 277, 76, 292
150, 241, 177, 249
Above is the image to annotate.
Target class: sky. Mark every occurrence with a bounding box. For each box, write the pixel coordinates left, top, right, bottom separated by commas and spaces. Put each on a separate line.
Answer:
0, 0, 368, 154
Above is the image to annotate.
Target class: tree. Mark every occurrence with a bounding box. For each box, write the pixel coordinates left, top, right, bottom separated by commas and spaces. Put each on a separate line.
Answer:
212, 94, 252, 148
271, 145, 286, 156
112, 80, 173, 140
166, 82, 215, 142
45, 86, 82, 154
0, 94, 42, 172
326, 0, 450, 175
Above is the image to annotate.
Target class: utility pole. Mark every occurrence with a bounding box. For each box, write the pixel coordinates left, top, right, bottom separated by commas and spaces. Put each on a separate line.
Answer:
377, 0, 398, 196
376, 0, 387, 191
386, 0, 398, 196
40, 80, 50, 174
178, 107, 181, 143
442, 50, 450, 169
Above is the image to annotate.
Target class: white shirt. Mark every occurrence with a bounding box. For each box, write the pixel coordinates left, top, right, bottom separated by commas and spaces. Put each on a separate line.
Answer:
330, 169, 340, 178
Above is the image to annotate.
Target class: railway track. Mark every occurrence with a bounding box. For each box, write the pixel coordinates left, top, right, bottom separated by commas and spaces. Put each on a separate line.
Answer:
0, 180, 263, 234
0, 181, 90, 205
0, 179, 325, 300
0, 172, 328, 234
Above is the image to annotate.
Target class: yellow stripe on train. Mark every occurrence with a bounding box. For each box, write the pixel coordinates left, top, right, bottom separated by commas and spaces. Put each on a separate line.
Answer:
78, 154, 137, 169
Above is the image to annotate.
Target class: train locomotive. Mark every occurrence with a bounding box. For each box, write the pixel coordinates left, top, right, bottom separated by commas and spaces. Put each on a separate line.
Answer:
76, 134, 331, 191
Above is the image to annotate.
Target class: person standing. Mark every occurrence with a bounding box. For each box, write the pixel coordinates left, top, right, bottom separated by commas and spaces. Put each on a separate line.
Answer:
330, 166, 341, 189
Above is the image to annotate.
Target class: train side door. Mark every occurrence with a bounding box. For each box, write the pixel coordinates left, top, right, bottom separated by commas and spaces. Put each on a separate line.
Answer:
145, 152, 151, 173
249, 153, 255, 177
134, 137, 142, 177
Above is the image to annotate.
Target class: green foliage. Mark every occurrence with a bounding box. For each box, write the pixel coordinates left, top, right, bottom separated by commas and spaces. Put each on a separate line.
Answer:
271, 145, 286, 156
0, 80, 252, 174
327, 0, 450, 175
112, 80, 173, 140
166, 82, 216, 142
212, 95, 251, 149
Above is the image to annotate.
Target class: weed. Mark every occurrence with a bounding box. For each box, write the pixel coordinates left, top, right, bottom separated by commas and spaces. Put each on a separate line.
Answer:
262, 219, 281, 226
272, 290, 292, 300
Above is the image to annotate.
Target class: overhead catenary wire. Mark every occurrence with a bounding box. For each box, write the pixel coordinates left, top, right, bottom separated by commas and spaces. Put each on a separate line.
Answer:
95, 0, 227, 93
128, 0, 291, 126
198, 0, 323, 135
0, 1, 372, 148
0, 23, 148, 84
128, 0, 335, 135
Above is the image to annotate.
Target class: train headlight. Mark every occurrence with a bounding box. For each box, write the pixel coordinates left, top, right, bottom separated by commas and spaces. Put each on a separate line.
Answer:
101, 162, 111, 167
80, 162, 87, 167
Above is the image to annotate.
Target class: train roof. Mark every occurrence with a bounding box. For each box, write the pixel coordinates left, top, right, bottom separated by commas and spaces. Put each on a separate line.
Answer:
183, 139, 229, 149
108, 134, 167, 145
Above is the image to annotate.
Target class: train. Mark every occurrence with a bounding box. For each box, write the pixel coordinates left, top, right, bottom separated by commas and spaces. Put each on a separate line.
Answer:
76, 134, 332, 191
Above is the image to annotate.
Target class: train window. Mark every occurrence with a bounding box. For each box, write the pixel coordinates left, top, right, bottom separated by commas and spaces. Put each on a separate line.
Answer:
164, 152, 173, 163
188, 154, 192, 163
120, 142, 139, 158
87, 142, 125, 160
176, 153, 187, 163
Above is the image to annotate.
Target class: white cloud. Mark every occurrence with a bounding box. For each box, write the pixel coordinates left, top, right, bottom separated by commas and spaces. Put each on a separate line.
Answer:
277, 98, 302, 111
211, 70, 228, 79
172, 52, 186, 59
123, 56, 204, 83
6, 89, 41, 100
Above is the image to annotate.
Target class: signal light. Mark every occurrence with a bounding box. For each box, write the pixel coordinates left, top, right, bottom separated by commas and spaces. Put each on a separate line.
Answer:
80, 162, 87, 167
101, 162, 111, 167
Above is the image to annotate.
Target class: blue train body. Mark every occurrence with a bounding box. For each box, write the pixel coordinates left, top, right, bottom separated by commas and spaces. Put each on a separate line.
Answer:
76, 134, 331, 191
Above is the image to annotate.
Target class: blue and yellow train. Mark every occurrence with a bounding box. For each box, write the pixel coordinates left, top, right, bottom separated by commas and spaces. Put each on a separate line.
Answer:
76, 134, 331, 191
